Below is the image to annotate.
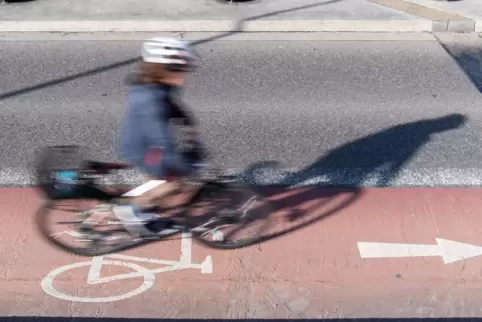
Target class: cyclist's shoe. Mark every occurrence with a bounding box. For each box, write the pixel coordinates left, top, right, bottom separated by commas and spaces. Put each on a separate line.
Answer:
144, 217, 175, 233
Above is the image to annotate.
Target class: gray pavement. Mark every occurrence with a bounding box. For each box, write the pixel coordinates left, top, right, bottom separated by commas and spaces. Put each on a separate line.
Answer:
1, 32, 482, 188
406, 0, 482, 22
0, 0, 418, 21
1, 0, 481, 32
0, 0, 465, 32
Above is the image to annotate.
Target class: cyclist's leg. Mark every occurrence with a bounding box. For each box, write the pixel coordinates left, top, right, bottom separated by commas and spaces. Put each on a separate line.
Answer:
111, 179, 179, 237
112, 154, 197, 236
130, 176, 183, 210
135, 147, 204, 210
158, 152, 204, 209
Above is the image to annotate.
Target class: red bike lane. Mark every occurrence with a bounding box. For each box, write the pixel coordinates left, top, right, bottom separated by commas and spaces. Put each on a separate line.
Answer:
2, 187, 482, 319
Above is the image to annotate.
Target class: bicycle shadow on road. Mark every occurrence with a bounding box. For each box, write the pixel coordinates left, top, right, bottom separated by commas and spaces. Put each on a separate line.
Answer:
241, 113, 468, 245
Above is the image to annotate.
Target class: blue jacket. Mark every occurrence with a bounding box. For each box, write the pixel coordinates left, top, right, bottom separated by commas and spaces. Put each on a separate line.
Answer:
118, 83, 194, 178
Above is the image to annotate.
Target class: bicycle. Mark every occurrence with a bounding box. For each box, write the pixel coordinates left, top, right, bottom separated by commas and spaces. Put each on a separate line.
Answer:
33, 145, 274, 257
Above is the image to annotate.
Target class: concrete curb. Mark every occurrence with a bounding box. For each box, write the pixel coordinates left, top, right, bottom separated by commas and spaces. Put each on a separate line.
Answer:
0, 20, 480, 33
476, 21, 482, 32
0, 20, 434, 33
366, 0, 478, 33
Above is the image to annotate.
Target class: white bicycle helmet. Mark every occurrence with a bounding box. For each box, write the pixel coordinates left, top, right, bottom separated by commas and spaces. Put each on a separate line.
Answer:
141, 37, 199, 72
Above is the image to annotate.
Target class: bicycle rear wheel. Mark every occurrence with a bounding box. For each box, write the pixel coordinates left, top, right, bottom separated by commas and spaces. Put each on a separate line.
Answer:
188, 182, 274, 249
36, 198, 139, 257
34, 145, 144, 256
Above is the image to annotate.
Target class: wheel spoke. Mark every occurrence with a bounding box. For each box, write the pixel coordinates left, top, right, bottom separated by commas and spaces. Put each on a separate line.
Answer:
190, 184, 273, 249
36, 199, 134, 256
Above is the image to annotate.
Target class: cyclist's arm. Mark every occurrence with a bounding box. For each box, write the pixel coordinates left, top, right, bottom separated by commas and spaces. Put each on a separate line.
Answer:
170, 100, 197, 127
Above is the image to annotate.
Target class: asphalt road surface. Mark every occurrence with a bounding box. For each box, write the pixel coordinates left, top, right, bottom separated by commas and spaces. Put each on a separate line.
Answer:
1, 32, 482, 188
4, 33, 482, 321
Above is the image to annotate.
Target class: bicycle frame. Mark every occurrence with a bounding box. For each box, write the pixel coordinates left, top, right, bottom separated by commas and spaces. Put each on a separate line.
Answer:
67, 176, 229, 244
116, 179, 245, 243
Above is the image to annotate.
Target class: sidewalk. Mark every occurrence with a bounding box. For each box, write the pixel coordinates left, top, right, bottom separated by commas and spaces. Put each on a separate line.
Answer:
403, 0, 482, 32
0, 0, 479, 33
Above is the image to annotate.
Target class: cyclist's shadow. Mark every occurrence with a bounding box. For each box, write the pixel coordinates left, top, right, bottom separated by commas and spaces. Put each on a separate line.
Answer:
240, 113, 468, 243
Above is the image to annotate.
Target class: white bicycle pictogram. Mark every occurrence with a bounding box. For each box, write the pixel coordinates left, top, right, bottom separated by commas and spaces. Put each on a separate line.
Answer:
41, 232, 213, 303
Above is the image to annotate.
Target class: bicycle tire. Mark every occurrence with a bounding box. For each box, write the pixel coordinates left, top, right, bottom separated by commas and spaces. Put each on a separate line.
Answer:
189, 182, 274, 250
36, 199, 143, 257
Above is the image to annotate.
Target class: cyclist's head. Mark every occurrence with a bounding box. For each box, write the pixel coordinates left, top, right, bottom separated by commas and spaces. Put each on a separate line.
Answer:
136, 37, 199, 86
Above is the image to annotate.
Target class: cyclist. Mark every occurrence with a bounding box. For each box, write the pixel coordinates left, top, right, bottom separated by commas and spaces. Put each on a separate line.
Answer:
112, 36, 204, 238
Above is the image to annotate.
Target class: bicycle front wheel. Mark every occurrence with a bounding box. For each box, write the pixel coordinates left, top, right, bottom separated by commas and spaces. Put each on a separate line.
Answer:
188, 182, 274, 250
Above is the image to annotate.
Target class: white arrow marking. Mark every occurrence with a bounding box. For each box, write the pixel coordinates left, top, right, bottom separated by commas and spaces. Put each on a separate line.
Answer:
358, 238, 482, 264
